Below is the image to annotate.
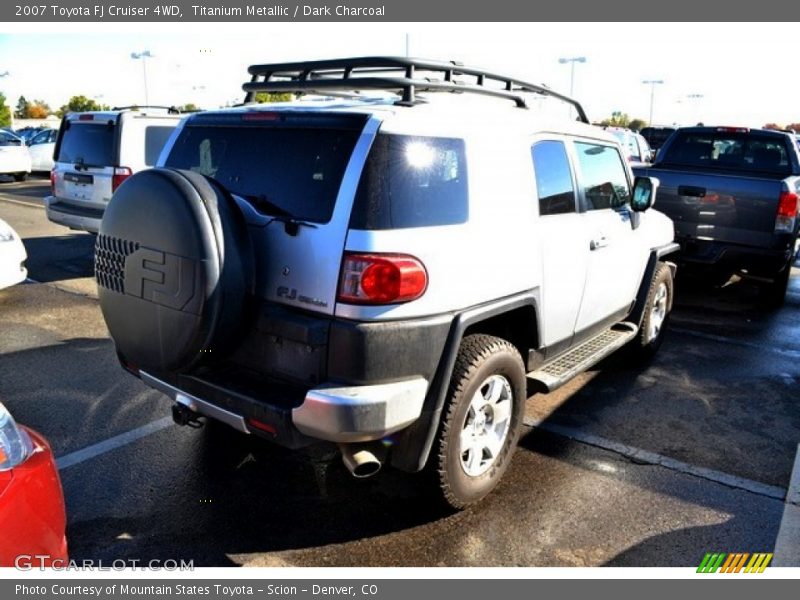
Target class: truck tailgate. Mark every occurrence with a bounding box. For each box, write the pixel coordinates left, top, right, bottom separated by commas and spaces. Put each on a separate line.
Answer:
638, 167, 783, 247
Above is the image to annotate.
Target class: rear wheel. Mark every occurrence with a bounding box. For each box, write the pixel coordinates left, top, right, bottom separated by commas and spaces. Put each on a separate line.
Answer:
760, 262, 791, 308
13, 172, 28, 182
632, 262, 673, 359
433, 334, 525, 510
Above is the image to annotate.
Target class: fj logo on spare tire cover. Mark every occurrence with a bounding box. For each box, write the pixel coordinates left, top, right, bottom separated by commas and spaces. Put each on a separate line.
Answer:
123, 247, 202, 314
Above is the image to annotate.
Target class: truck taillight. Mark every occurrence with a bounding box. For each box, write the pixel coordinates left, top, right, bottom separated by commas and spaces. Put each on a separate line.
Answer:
50, 168, 56, 195
338, 253, 428, 305
112, 167, 132, 192
775, 190, 799, 233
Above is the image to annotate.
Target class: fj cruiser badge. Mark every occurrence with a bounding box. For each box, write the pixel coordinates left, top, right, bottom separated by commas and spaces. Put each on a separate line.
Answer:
124, 247, 202, 314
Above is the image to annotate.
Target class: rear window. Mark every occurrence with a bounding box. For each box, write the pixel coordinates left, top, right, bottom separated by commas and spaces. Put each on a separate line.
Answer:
56, 121, 116, 166
660, 131, 792, 176
350, 134, 468, 230
165, 124, 359, 224
0, 131, 22, 146
640, 127, 675, 150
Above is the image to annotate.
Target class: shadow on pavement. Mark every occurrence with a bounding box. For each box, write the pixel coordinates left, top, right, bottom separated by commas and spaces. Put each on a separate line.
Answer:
23, 234, 95, 282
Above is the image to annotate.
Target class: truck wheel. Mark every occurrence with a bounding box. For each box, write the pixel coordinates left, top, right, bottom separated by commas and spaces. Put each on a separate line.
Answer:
760, 263, 791, 308
433, 334, 525, 510
633, 262, 673, 359
13, 172, 27, 182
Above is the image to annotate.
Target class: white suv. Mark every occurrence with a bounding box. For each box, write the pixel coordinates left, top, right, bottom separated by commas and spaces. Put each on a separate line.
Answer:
46, 107, 182, 233
95, 58, 677, 509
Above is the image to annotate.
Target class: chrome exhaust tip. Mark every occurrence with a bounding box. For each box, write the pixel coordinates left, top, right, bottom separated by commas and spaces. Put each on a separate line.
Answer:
339, 443, 384, 478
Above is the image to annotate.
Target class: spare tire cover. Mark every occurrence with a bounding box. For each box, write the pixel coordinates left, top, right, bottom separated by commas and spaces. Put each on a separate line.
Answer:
96, 167, 252, 373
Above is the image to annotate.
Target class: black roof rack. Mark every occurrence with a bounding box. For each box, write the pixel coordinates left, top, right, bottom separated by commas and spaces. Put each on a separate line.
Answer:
243, 56, 588, 123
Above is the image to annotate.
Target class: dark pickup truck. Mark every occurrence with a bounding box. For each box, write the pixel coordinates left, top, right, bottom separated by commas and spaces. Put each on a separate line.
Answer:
633, 126, 800, 304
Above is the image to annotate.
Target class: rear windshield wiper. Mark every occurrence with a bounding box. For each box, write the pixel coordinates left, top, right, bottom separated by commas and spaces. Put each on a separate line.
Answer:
72, 157, 103, 171
241, 193, 318, 236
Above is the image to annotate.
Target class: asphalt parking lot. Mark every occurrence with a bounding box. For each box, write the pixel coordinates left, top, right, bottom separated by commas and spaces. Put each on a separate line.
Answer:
1, 177, 799, 567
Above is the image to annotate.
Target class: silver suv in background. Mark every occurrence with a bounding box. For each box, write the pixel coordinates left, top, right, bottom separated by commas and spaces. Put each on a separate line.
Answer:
45, 107, 182, 233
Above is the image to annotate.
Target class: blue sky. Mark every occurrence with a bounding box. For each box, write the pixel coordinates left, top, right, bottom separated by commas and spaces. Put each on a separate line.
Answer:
0, 23, 796, 127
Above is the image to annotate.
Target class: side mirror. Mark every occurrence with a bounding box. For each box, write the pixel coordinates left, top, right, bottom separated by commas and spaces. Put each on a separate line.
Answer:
632, 176, 659, 212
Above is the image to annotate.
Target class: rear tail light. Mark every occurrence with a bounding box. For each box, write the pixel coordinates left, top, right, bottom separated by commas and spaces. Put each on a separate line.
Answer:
112, 167, 133, 192
78, 114, 94, 121
49, 168, 56, 195
715, 126, 750, 133
338, 253, 428, 305
775, 190, 799, 233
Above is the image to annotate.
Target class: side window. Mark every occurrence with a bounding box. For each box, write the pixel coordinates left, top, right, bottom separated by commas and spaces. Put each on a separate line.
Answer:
573, 142, 631, 211
350, 134, 468, 229
531, 140, 576, 216
144, 125, 176, 166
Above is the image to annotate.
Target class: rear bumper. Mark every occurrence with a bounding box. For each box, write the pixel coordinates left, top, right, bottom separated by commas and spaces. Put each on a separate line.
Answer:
677, 235, 795, 277
141, 370, 428, 445
0, 155, 31, 175
44, 196, 104, 233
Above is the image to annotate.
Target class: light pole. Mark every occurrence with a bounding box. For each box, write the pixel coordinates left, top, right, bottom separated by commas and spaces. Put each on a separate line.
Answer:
685, 93, 703, 124
558, 56, 586, 97
131, 50, 153, 106
642, 79, 664, 126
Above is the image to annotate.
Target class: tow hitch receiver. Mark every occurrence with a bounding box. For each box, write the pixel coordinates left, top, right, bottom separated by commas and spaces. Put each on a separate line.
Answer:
172, 402, 204, 428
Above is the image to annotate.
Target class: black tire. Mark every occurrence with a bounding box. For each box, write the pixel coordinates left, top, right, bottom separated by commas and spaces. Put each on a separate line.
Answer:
13, 172, 28, 182
760, 262, 791, 308
433, 334, 525, 510
632, 262, 673, 359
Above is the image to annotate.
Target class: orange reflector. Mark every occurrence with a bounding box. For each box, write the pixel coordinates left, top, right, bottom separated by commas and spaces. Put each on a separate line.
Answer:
247, 419, 277, 435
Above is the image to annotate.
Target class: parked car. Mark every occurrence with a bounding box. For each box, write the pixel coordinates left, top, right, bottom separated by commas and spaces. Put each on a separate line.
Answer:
14, 127, 49, 145
0, 130, 31, 182
0, 218, 27, 290
45, 107, 182, 233
605, 127, 653, 165
0, 402, 68, 567
27, 128, 58, 173
640, 126, 677, 153
634, 125, 800, 305
95, 57, 677, 509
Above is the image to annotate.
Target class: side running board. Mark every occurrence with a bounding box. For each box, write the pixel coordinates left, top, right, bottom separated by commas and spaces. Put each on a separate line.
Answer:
527, 322, 638, 393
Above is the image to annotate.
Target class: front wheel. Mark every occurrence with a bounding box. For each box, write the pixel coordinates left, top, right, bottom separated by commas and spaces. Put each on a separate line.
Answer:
13, 172, 28, 182
433, 334, 525, 510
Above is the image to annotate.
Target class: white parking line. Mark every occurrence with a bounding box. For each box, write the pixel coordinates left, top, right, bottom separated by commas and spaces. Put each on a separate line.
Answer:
773, 444, 800, 566
671, 326, 800, 359
524, 418, 787, 501
0, 196, 44, 210
56, 416, 174, 470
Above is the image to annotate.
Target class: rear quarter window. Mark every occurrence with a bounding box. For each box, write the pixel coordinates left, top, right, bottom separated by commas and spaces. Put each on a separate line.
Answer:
144, 125, 176, 166
350, 134, 468, 230
56, 121, 116, 167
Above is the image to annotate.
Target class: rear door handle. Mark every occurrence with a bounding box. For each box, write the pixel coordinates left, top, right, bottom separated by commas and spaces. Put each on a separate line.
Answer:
590, 236, 609, 250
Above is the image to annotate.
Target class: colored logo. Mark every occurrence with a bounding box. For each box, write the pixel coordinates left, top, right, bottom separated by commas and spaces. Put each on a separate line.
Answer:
697, 552, 773, 573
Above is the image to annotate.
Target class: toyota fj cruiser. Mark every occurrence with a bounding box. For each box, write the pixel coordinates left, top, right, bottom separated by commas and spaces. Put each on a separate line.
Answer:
95, 58, 678, 509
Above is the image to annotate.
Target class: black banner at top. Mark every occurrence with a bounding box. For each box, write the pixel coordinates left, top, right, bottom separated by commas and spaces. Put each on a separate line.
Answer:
3, 0, 799, 22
